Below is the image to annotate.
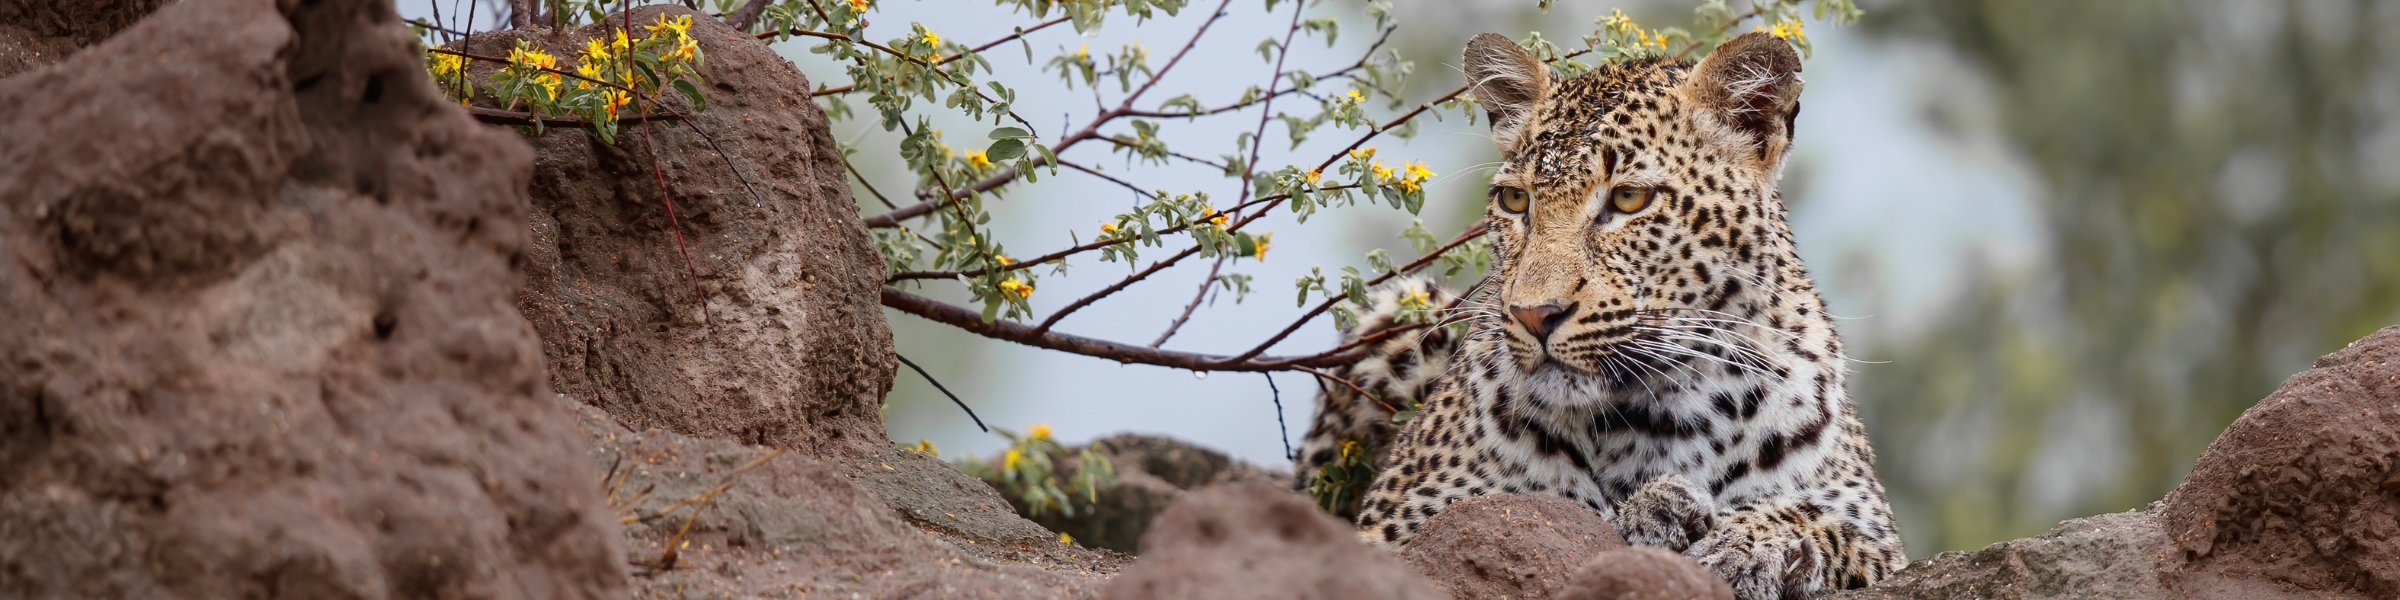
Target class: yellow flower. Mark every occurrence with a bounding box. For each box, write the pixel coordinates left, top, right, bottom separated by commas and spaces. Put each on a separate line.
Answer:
1028, 423, 1052, 439
998, 278, 1033, 299
846, 0, 868, 12
1251, 231, 1273, 260
1371, 160, 1392, 181
602, 89, 631, 117
920, 28, 940, 49
907, 439, 937, 456
583, 38, 612, 62
1003, 448, 1022, 471
649, 13, 692, 38
1350, 147, 1376, 161
1339, 439, 1361, 459
1302, 168, 1321, 185
611, 30, 633, 55
1396, 161, 1434, 193
1201, 207, 1227, 227
966, 150, 992, 169
994, 254, 1013, 266
1099, 221, 1119, 235
574, 62, 604, 90
1058, 532, 1075, 545
672, 38, 699, 63
1074, 45, 1089, 59
427, 51, 466, 79
1402, 287, 1432, 307
1345, 89, 1364, 103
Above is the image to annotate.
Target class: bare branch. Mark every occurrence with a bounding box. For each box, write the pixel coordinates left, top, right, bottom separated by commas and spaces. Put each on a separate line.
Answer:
1152, 255, 1226, 347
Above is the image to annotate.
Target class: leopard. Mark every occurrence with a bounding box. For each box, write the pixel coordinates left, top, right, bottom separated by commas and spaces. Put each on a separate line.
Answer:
1304, 32, 1907, 599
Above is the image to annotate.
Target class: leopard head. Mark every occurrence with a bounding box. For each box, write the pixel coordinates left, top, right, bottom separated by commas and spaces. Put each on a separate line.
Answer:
1462, 32, 1805, 387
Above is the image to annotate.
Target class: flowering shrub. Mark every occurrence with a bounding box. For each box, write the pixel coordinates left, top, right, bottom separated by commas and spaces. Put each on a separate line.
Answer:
952, 424, 1116, 519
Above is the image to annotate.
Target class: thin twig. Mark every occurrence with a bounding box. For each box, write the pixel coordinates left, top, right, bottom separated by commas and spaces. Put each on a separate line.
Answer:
1228, 222, 1486, 363
1265, 373, 1293, 461
1024, 0, 1297, 335
863, 0, 1236, 222
468, 105, 677, 127
897, 353, 987, 432
1151, 254, 1225, 347
882, 186, 1324, 282
636, 448, 786, 574
1294, 365, 1388, 413
758, 28, 1040, 136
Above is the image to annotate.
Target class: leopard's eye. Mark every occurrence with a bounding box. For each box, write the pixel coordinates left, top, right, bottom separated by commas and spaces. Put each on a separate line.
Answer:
1609, 186, 1654, 214
1494, 186, 1530, 214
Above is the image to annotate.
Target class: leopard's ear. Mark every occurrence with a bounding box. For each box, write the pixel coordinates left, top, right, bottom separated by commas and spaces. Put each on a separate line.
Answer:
1463, 33, 1548, 154
1684, 32, 1804, 168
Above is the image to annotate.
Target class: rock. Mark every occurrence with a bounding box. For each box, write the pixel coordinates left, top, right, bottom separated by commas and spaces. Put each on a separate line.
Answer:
567, 398, 1119, 599
1099, 480, 1448, 600
1827, 510, 2173, 600
1553, 547, 1734, 600
1399, 494, 1630, 600
484, 5, 897, 460
2157, 325, 2400, 599
0, 0, 627, 597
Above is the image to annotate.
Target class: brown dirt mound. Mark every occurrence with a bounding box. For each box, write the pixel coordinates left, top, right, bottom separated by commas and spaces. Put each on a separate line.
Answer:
1100, 480, 1448, 600
565, 397, 1119, 599
0, 0, 627, 597
475, 5, 896, 460
0, 0, 167, 47
1553, 547, 1734, 600
1399, 494, 1630, 600
2159, 324, 2400, 598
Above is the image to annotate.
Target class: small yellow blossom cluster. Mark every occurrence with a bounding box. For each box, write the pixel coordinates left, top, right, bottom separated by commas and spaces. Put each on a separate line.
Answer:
965, 150, 993, 170
1350, 147, 1435, 193
1758, 19, 1807, 46
506, 42, 564, 100
998, 277, 1033, 299
425, 50, 469, 104
1250, 231, 1273, 260
648, 13, 699, 62
1596, 9, 1673, 56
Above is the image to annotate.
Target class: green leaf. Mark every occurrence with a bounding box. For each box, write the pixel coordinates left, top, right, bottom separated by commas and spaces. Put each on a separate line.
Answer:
986, 138, 1027, 160
672, 79, 706, 112
989, 126, 1029, 139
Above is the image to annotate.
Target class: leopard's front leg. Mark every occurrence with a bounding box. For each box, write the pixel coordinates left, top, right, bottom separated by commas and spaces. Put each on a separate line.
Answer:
1613, 476, 1879, 600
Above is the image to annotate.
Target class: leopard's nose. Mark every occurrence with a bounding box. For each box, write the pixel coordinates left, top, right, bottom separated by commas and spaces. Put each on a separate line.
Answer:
1509, 302, 1573, 341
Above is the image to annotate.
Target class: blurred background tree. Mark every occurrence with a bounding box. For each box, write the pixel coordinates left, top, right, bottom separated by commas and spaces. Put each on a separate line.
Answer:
1850, 0, 2400, 553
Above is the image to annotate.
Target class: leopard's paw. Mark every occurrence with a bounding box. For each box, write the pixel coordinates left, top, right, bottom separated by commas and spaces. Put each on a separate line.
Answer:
1685, 514, 1822, 600
1611, 474, 1717, 552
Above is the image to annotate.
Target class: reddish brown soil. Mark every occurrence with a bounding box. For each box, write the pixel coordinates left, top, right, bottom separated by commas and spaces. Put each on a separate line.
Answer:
1554, 547, 1734, 600
1400, 494, 1632, 600
0, 0, 627, 596
2159, 325, 2400, 599
1098, 480, 1450, 600
471, 6, 897, 461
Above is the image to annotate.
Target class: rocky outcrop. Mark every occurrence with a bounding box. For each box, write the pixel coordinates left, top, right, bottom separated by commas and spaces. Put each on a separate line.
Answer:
1831, 511, 2172, 599
0, 0, 628, 596
477, 6, 897, 460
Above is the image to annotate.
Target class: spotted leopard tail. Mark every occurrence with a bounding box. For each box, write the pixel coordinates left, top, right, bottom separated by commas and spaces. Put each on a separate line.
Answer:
1292, 276, 1459, 517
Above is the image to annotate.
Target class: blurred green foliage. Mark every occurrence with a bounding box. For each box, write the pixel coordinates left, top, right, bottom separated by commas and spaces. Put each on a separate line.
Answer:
1856, 0, 2400, 555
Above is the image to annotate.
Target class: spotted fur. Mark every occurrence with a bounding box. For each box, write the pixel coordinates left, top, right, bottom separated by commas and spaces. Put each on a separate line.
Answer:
1290, 277, 1457, 517
1339, 33, 1906, 599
